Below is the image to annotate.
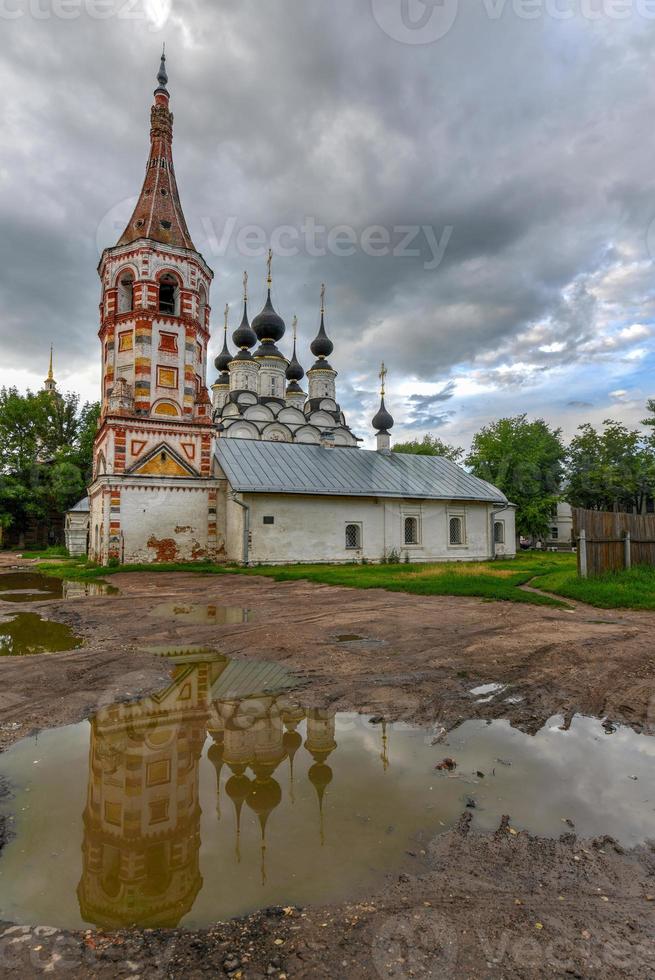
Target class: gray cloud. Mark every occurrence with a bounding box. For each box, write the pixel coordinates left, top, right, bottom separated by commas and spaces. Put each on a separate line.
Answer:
0, 1, 654, 443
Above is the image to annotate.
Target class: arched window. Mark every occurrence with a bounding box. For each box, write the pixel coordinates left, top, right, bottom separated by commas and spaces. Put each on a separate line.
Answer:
494, 521, 505, 545
198, 285, 207, 324
345, 524, 361, 549
449, 516, 464, 546
404, 517, 419, 545
158, 274, 177, 315
118, 274, 134, 313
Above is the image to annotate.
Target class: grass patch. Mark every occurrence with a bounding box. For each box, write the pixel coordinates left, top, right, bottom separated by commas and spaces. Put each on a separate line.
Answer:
33, 552, 587, 608
6, 546, 74, 560
533, 562, 655, 610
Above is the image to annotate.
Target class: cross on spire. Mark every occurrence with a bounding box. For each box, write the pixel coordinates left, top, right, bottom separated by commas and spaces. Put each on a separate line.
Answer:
266, 248, 273, 287
320, 283, 326, 315
243, 270, 248, 302
224, 303, 229, 335
379, 362, 387, 397
292, 314, 298, 340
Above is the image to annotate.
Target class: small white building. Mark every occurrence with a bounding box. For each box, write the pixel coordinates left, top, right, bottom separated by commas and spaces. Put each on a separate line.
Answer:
215, 440, 515, 565
65, 496, 90, 557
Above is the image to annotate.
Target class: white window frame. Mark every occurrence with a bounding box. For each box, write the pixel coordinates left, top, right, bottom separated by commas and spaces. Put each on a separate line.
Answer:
494, 520, 505, 545
402, 512, 422, 548
345, 522, 363, 551
447, 509, 467, 549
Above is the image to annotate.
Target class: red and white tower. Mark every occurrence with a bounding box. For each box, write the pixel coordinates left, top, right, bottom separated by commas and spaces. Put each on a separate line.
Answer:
89, 51, 222, 564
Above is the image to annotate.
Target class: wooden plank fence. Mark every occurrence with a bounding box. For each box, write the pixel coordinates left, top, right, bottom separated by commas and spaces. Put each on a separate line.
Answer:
572, 507, 655, 578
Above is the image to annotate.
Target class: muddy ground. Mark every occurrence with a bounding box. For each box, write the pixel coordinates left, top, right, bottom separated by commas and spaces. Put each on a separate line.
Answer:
0, 553, 654, 978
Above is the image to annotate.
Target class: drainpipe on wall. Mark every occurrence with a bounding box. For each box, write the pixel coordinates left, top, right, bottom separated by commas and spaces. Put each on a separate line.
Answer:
230, 493, 250, 566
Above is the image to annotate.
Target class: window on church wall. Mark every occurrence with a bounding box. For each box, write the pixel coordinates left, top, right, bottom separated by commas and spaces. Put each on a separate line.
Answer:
157, 365, 178, 389
404, 517, 419, 546
449, 516, 465, 546
117, 275, 134, 313
196, 341, 203, 363
345, 523, 362, 550
494, 521, 505, 545
158, 274, 178, 315
118, 331, 133, 353
159, 332, 178, 354
198, 285, 207, 324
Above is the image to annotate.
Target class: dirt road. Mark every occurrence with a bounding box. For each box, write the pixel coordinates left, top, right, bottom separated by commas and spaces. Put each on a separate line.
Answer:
0, 554, 653, 977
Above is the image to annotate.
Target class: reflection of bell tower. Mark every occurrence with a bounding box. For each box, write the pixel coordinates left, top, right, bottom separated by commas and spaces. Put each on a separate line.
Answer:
77, 658, 211, 928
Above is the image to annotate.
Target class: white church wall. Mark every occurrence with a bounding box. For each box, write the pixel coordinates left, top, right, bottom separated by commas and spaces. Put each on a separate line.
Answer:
119, 486, 216, 563
226, 493, 516, 565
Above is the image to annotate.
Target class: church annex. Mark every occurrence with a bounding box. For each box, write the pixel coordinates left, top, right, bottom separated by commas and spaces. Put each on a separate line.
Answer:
88, 53, 515, 566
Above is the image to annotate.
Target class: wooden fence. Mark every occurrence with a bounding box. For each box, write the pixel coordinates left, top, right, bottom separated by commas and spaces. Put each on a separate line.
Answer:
572, 507, 655, 577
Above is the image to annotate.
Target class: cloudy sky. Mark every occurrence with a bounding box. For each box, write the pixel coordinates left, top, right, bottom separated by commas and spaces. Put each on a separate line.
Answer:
1, 0, 655, 450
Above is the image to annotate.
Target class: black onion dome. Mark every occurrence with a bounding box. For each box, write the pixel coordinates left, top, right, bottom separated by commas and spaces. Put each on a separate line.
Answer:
233, 300, 257, 350
309, 358, 334, 372
310, 313, 334, 359
216, 371, 230, 387
214, 335, 232, 373
372, 396, 394, 433
254, 339, 286, 360
231, 348, 254, 362
286, 341, 305, 382
252, 290, 286, 342
286, 380, 303, 394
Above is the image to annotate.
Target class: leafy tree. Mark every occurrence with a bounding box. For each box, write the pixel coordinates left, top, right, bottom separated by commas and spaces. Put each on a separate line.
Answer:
466, 415, 566, 542
393, 433, 464, 463
567, 420, 655, 513
0, 386, 100, 545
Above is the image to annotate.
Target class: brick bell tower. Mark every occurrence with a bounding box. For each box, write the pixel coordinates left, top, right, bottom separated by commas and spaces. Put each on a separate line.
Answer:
88, 51, 222, 565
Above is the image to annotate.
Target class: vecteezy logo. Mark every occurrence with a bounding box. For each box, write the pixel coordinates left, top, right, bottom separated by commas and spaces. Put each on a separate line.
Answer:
372, 909, 458, 979
371, 0, 459, 44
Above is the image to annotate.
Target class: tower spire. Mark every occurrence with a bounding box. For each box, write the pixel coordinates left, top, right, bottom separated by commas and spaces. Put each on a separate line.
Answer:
48, 345, 54, 381
116, 48, 195, 249
372, 361, 394, 452
44, 345, 57, 394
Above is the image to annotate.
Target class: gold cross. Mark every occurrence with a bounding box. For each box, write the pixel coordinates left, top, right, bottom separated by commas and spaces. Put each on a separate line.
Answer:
292, 314, 298, 340
224, 303, 229, 334
320, 282, 326, 314
379, 362, 387, 396
267, 248, 273, 286
243, 270, 248, 302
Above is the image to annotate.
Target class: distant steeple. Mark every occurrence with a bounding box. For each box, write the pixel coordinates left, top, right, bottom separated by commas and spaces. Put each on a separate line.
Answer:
252, 250, 286, 358
116, 48, 195, 249
310, 284, 334, 365
44, 346, 57, 394
232, 271, 257, 357
214, 304, 233, 375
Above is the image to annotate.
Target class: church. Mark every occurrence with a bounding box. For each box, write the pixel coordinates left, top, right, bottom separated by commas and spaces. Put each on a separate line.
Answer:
87, 53, 515, 566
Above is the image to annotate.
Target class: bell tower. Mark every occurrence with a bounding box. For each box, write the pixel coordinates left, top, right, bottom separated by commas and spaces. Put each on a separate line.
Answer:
88, 51, 222, 565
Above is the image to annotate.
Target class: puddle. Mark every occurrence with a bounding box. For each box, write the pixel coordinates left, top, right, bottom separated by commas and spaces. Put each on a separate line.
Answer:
0, 650, 654, 930
0, 573, 117, 603
150, 602, 252, 625
335, 634, 365, 643
0, 612, 83, 656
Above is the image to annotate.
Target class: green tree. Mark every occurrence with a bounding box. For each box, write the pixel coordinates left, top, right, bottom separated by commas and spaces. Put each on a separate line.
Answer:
393, 433, 464, 463
567, 420, 655, 513
0, 386, 100, 545
466, 415, 566, 542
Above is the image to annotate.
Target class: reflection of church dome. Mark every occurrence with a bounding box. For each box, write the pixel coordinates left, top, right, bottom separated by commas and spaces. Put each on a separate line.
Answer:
246, 772, 282, 884
308, 762, 333, 846
283, 729, 303, 803
226, 771, 253, 862
208, 740, 225, 818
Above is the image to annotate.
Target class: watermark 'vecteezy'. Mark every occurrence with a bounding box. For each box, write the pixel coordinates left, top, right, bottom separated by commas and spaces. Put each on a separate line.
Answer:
0, 0, 170, 29
201, 216, 453, 272
371, 0, 460, 45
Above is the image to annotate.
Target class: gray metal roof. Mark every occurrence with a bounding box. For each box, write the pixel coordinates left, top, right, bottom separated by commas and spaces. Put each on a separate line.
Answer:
215, 440, 508, 504
69, 496, 90, 512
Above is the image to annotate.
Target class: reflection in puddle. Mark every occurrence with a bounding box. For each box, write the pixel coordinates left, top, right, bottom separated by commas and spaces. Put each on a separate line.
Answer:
0, 651, 654, 930
0, 573, 117, 603
150, 602, 252, 625
0, 612, 83, 655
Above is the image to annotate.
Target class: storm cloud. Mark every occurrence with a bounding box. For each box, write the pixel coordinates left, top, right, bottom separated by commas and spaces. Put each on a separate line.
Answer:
1, 0, 654, 448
